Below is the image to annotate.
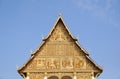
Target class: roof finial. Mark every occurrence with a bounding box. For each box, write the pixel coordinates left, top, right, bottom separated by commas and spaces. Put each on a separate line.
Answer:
41, 34, 44, 40
16, 65, 19, 70
30, 49, 33, 55
59, 11, 62, 17
76, 35, 79, 39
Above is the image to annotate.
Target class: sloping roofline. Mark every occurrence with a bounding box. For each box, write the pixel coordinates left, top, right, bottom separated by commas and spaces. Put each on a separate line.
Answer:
43, 15, 77, 41
18, 15, 103, 75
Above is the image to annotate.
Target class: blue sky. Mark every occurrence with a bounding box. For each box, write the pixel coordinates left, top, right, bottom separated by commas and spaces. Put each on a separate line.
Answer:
0, 0, 120, 79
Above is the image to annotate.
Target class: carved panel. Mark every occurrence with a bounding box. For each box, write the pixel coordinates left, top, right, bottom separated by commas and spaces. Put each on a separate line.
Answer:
49, 22, 72, 42
36, 58, 46, 69
61, 57, 73, 69
46, 58, 60, 70
25, 56, 87, 71
74, 57, 86, 69
26, 59, 37, 70
29, 73, 44, 79
46, 44, 56, 56
19, 17, 102, 79
77, 73, 91, 79
28, 72, 92, 79
36, 45, 47, 57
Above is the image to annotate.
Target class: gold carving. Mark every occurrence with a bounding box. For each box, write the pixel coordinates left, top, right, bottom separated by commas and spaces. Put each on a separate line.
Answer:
37, 58, 46, 69
36, 46, 47, 57
62, 58, 73, 69
29, 73, 44, 79
77, 73, 91, 79
26, 59, 37, 70
49, 22, 71, 42
19, 16, 102, 79
46, 58, 60, 69
74, 57, 86, 69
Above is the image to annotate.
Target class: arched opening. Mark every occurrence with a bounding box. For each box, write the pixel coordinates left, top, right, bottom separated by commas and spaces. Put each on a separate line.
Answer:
48, 76, 59, 79
61, 76, 72, 79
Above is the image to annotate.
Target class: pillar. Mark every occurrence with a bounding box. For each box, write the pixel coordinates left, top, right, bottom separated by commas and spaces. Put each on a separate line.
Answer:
44, 72, 47, 79
25, 76, 30, 79
91, 76, 95, 79
73, 72, 77, 79
25, 73, 30, 79
91, 72, 95, 79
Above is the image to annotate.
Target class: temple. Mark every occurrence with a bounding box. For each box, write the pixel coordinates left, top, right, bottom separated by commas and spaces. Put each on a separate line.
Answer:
18, 15, 103, 79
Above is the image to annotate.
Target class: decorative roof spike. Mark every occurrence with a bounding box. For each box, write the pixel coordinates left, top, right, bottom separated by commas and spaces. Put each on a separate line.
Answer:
76, 35, 79, 40
41, 34, 44, 40
16, 65, 19, 70
30, 50, 33, 55
59, 11, 62, 17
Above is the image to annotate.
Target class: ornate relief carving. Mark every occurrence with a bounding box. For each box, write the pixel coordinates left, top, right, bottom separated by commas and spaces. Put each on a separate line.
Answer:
26, 59, 37, 70
49, 23, 71, 42
36, 58, 46, 69
46, 58, 60, 70
77, 73, 91, 79
28, 72, 92, 79
46, 44, 56, 56
25, 56, 87, 71
61, 57, 73, 69
19, 17, 102, 79
45, 42, 74, 56
36, 45, 47, 57
29, 73, 44, 79
74, 57, 86, 69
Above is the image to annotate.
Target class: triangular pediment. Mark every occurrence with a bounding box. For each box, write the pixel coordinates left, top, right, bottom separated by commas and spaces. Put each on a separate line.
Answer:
18, 15, 102, 76
44, 16, 77, 42
34, 16, 87, 57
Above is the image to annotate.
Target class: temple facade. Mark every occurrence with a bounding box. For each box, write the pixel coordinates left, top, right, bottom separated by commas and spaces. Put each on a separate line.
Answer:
18, 15, 103, 79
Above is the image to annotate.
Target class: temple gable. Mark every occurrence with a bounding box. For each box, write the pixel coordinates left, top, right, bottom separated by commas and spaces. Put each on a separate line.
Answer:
18, 15, 103, 79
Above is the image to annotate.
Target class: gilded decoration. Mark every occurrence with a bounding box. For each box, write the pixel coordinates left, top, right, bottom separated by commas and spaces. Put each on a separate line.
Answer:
29, 73, 44, 79
26, 59, 37, 70
61, 57, 73, 69
36, 58, 46, 69
74, 57, 86, 69
46, 58, 60, 70
49, 22, 72, 42
77, 73, 91, 79
18, 16, 102, 79
25, 56, 87, 71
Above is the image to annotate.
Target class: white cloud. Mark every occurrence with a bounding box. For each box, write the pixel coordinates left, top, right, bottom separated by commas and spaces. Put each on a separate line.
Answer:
76, 0, 112, 15
74, 0, 120, 27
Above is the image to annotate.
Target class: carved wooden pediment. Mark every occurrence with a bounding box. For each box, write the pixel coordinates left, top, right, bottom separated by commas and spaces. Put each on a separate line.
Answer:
18, 15, 102, 77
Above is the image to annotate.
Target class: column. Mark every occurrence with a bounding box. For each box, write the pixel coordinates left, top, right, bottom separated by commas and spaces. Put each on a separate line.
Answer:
25, 76, 30, 79
25, 73, 30, 79
44, 72, 47, 79
91, 76, 95, 79
73, 72, 77, 79
91, 72, 95, 79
